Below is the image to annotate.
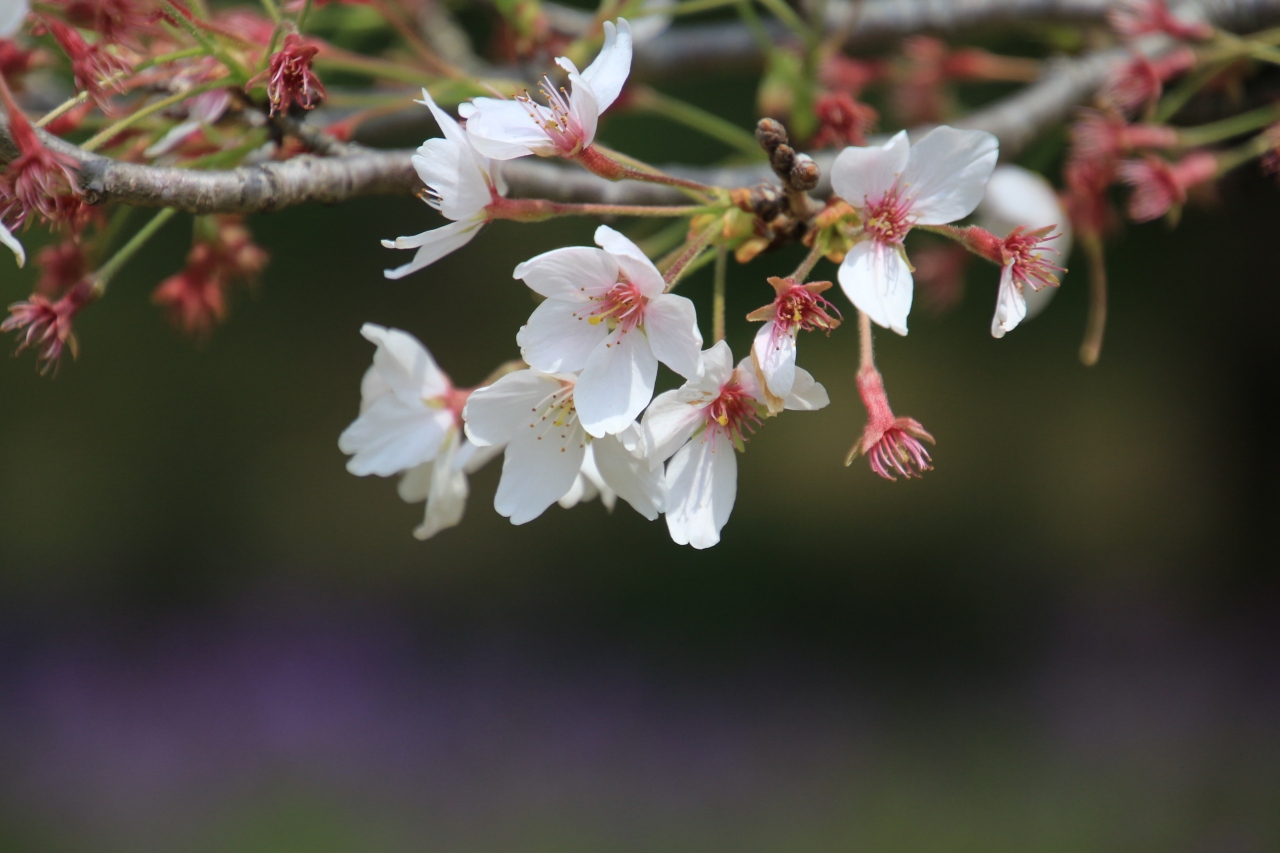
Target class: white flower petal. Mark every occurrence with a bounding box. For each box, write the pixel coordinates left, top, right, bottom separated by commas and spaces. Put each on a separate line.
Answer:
628, 0, 671, 44
463, 369, 559, 447
594, 225, 665, 297
977, 164, 1070, 321
517, 295, 610, 374
698, 340, 736, 386
990, 263, 1027, 339
664, 432, 736, 550
566, 70, 599, 150
382, 219, 483, 279
783, 367, 830, 411
830, 131, 910, 208
494, 417, 587, 524
463, 98, 553, 160
0, 0, 28, 38
397, 461, 434, 503
837, 240, 914, 336
359, 365, 391, 412
641, 389, 706, 467
593, 432, 664, 520
359, 324, 450, 402
579, 18, 633, 113
412, 138, 490, 222
461, 441, 504, 474
901, 126, 999, 225
750, 322, 796, 401
643, 293, 702, 379
1, 220, 25, 268
514, 246, 618, 300
414, 459, 469, 539
576, 326, 659, 437
339, 395, 454, 477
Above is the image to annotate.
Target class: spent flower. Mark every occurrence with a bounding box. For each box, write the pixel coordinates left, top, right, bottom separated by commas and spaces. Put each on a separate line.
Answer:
747, 275, 840, 409
846, 365, 934, 480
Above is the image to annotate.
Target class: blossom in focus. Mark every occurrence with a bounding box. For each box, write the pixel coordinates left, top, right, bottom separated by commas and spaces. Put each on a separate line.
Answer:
976, 164, 1072, 335
1119, 151, 1217, 222
462, 368, 664, 525
513, 224, 702, 437
247, 33, 325, 116
2, 278, 95, 373
642, 342, 828, 549
338, 324, 466, 477
830, 126, 998, 335
0, 0, 28, 37
460, 18, 632, 160
382, 89, 507, 279
747, 275, 840, 409
396, 432, 503, 541
846, 365, 934, 481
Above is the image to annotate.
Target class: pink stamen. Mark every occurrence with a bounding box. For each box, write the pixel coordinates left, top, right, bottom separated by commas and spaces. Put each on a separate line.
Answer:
863, 184, 915, 245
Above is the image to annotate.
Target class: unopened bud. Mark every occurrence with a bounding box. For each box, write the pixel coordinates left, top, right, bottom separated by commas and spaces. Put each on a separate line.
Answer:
755, 117, 788, 154
789, 154, 819, 192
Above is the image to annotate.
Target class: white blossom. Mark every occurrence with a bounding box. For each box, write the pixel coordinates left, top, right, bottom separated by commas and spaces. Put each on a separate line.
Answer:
977, 164, 1072, 336
460, 19, 632, 160
642, 342, 828, 549
397, 432, 503, 540
463, 369, 663, 525
830, 127, 998, 335
0, 0, 28, 37
513, 224, 701, 437
381, 89, 506, 279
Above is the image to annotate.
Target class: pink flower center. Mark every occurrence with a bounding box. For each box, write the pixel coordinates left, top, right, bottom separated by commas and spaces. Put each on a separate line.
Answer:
773, 284, 840, 337
705, 382, 761, 448
588, 280, 647, 333
519, 77, 586, 156
862, 184, 915, 244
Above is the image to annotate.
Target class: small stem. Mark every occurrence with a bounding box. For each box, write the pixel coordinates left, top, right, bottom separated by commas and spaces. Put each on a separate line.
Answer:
297, 0, 315, 30
366, 0, 458, 77
628, 87, 765, 159
1078, 233, 1107, 367
488, 198, 711, 220
712, 247, 727, 343
163, 0, 253, 81
663, 221, 720, 291
259, 0, 282, 23
577, 145, 719, 200
1177, 102, 1280, 147
93, 208, 178, 293
81, 81, 226, 152
857, 309, 874, 371
755, 0, 813, 45
1213, 129, 1277, 172
791, 238, 826, 281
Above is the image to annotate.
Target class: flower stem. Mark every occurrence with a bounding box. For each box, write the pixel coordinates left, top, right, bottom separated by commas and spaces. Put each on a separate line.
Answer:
1212, 129, 1278, 173
162, 0, 253, 82
663, 221, 721, 291
1078, 233, 1107, 367
1177, 103, 1280, 147
366, 0, 459, 77
487, 197, 712, 221
93, 209, 178, 294
259, 0, 282, 24
857, 309, 875, 371
712, 247, 727, 343
81, 81, 227, 153
628, 87, 765, 159
791, 238, 826, 281
577, 145, 719, 201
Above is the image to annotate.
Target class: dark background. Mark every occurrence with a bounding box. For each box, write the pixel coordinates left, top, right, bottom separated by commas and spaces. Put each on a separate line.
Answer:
0, 66, 1278, 850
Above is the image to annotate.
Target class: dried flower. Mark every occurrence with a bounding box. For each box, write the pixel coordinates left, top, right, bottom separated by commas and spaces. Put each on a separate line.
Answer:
247, 33, 326, 115
1104, 48, 1197, 115
811, 92, 878, 149
0, 81, 82, 229
1119, 152, 1217, 222
2, 279, 96, 373
44, 18, 130, 105
846, 365, 934, 480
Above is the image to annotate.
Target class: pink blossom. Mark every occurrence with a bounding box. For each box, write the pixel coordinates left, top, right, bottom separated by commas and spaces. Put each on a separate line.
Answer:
846, 366, 934, 481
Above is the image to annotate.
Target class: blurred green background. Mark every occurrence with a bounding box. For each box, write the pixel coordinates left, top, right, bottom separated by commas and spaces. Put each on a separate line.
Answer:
1, 66, 1278, 852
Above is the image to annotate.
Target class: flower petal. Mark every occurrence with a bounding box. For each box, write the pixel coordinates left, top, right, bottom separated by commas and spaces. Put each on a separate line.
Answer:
750, 322, 796, 401
463, 98, 553, 160
463, 369, 558, 447
901, 126, 999, 225
494, 419, 586, 524
593, 432, 665, 520
381, 219, 482, 279
830, 130, 910, 208
567, 71, 599, 150
359, 324, 450, 402
576, 326, 659, 437
1, 220, 25, 268
517, 294, 610, 374
578, 18, 633, 113
837, 240, 914, 335
977, 164, 1069, 321
514, 246, 618, 300
641, 390, 704, 469
643, 293, 702, 379
594, 224, 665, 297
339, 396, 453, 476
0, 0, 28, 38
664, 432, 736, 549
413, 138, 490, 222
784, 367, 830, 411
990, 263, 1027, 339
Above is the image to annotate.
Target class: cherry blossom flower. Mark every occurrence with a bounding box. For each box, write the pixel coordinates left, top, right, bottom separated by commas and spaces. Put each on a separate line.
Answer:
513, 224, 701, 437
847, 365, 934, 481
247, 33, 325, 115
54, 0, 163, 47
830, 126, 998, 335
747, 275, 840, 409
382, 89, 508, 279
44, 19, 130, 105
2, 279, 95, 373
396, 431, 503, 540
35, 240, 87, 296
460, 18, 632, 160
0, 82, 81, 230
1104, 48, 1196, 116
811, 92, 878, 149
1119, 152, 1217, 222
463, 368, 664, 525
152, 216, 267, 337
0, 0, 28, 36
1070, 109, 1179, 163
1108, 0, 1212, 41
976, 165, 1072, 336
642, 342, 828, 549
338, 324, 467, 477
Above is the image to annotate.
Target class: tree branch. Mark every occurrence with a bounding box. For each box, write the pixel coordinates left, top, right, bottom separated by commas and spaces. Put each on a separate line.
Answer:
2, 0, 1278, 214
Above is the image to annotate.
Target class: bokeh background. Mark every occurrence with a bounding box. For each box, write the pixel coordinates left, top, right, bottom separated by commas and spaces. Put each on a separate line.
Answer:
2, 57, 1279, 851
